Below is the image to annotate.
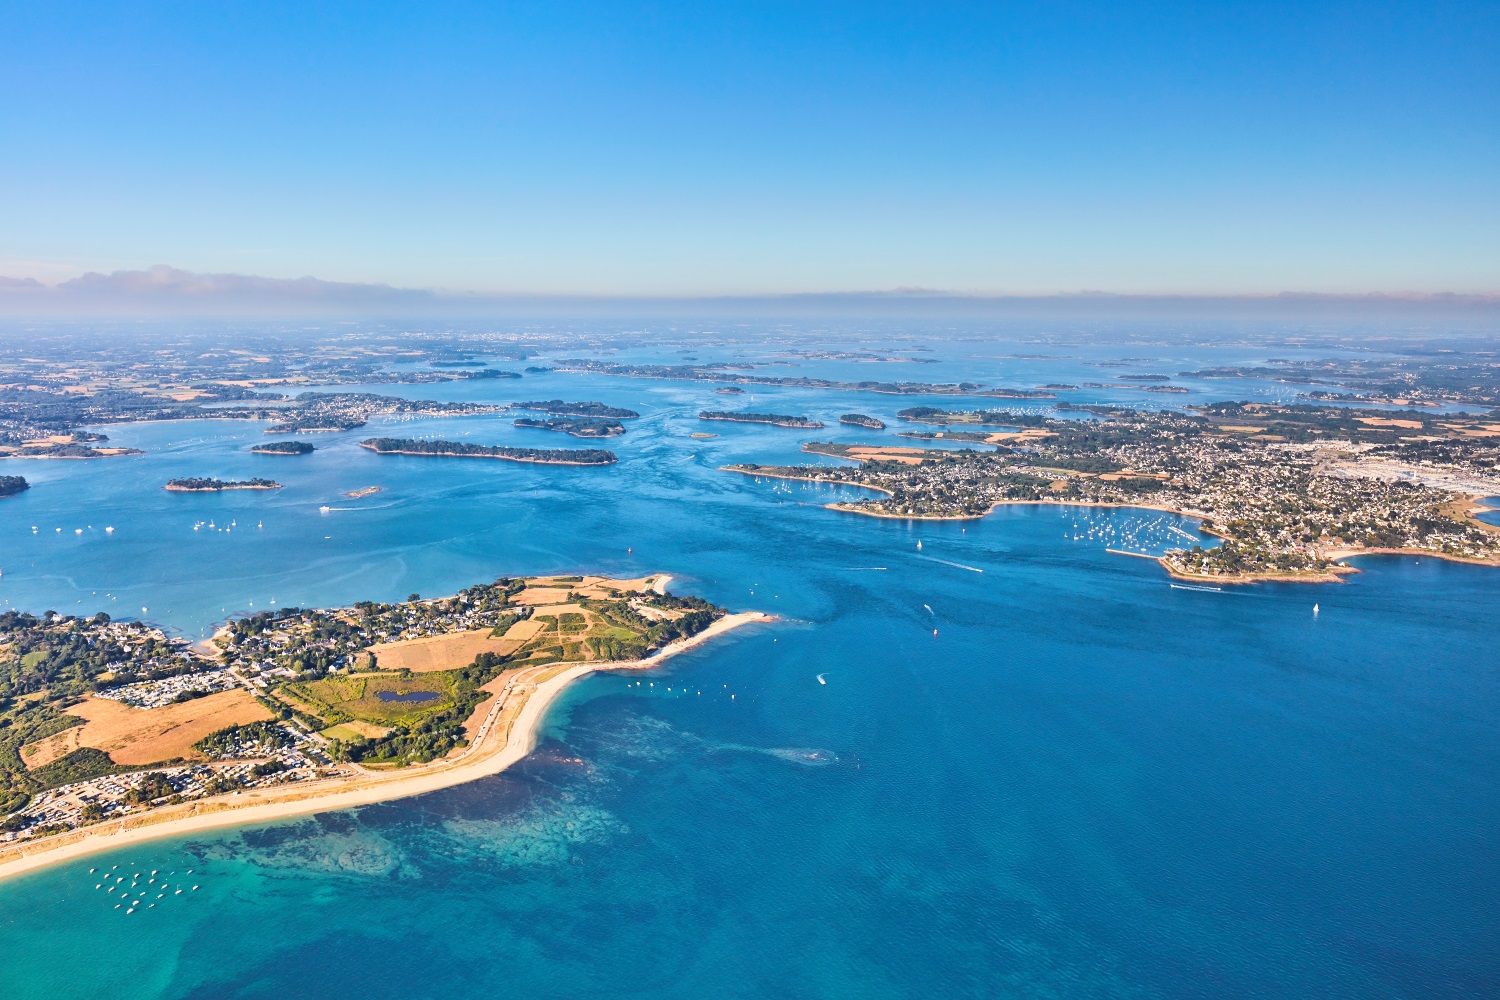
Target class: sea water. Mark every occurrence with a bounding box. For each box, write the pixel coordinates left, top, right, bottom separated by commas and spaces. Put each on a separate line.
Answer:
1, 348, 1497, 998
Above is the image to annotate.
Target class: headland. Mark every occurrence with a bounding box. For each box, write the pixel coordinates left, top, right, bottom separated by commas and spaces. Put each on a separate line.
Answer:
0, 574, 767, 882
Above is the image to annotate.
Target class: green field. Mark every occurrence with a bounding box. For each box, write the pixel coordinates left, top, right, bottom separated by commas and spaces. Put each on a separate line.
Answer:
286, 672, 458, 726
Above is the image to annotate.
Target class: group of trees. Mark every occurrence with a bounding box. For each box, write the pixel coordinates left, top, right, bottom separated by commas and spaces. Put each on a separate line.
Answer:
164, 477, 281, 490
193, 720, 293, 757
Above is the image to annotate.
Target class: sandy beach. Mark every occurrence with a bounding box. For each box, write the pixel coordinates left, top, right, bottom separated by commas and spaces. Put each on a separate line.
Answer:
0, 610, 769, 884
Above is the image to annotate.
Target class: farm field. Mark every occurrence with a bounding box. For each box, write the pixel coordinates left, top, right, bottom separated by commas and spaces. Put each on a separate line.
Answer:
22, 690, 271, 768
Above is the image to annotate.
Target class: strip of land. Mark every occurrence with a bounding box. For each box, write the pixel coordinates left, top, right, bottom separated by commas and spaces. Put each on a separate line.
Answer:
0, 609, 767, 882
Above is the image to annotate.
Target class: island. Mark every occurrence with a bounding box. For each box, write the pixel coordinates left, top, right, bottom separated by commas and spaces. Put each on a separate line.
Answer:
343, 486, 383, 498
513, 417, 627, 438
714, 386, 745, 394
840, 413, 886, 430
250, 440, 316, 455
699, 411, 825, 428
0, 475, 29, 497
164, 478, 282, 492
359, 437, 618, 465
723, 401, 1500, 584
0, 574, 768, 879
510, 399, 640, 419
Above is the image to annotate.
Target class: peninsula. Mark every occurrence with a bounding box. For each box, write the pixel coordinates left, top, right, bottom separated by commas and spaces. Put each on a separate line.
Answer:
699, 411, 824, 429
725, 401, 1500, 583
250, 440, 315, 455
0, 575, 768, 880
164, 478, 282, 492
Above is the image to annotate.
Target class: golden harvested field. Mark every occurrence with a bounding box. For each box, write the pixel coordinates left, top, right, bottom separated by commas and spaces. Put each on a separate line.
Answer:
19, 728, 85, 769
574, 575, 657, 597
321, 721, 392, 741
495, 617, 547, 649
513, 587, 574, 605
838, 446, 932, 465
24, 690, 272, 768
368, 628, 515, 673
1357, 417, 1424, 429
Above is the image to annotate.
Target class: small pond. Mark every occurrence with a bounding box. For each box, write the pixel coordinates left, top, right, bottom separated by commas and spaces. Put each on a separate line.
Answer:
376, 690, 441, 703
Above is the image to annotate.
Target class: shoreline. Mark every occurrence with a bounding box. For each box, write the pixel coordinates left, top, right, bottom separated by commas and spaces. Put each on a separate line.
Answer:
0, 610, 770, 884
699, 416, 825, 429
359, 442, 616, 466
163, 483, 282, 492
728, 468, 1498, 582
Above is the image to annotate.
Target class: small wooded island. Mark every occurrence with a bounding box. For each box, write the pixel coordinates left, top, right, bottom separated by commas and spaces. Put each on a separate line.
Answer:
0, 475, 29, 497
513, 417, 627, 438
511, 399, 640, 419
840, 413, 886, 429
699, 411, 825, 428
164, 478, 282, 492
359, 437, 618, 465
250, 440, 316, 455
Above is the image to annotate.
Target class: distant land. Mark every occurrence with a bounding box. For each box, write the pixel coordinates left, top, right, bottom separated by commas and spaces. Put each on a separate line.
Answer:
359, 437, 618, 466
164, 478, 282, 492
699, 411, 825, 429
560, 360, 1056, 398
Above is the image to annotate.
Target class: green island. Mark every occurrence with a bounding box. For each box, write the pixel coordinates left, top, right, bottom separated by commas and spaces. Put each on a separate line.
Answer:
249, 440, 316, 455
511, 399, 641, 419
0, 475, 28, 497
699, 411, 825, 428
0, 574, 750, 850
513, 417, 627, 438
725, 401, 1500, 583
840, 413, 886, 429
359, 437, 618, 465
164, 477, 282, 492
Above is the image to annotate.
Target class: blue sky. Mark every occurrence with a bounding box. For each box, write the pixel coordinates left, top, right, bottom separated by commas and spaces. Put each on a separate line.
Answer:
2, 1, 1496, 295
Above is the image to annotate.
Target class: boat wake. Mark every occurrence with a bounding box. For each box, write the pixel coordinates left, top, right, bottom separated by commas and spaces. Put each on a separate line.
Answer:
912, 553, 984, 573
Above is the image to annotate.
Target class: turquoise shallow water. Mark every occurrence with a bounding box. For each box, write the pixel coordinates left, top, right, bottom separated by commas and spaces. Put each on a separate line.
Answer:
2, 349, 1498, 998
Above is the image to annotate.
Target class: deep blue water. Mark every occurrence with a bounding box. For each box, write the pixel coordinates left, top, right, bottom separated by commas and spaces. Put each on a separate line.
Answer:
2, 347, 1498, 998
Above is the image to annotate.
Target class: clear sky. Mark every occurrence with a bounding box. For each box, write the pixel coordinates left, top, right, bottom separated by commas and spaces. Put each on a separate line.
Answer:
2, 1, 1496, 296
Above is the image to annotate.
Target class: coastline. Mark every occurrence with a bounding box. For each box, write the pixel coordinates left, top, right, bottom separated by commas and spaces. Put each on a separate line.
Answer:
729, 468, 1499, 583
163, 483, 281, 492
359, 442, 616, 466
0, 610, 769, 884
700, 416, 824, 429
